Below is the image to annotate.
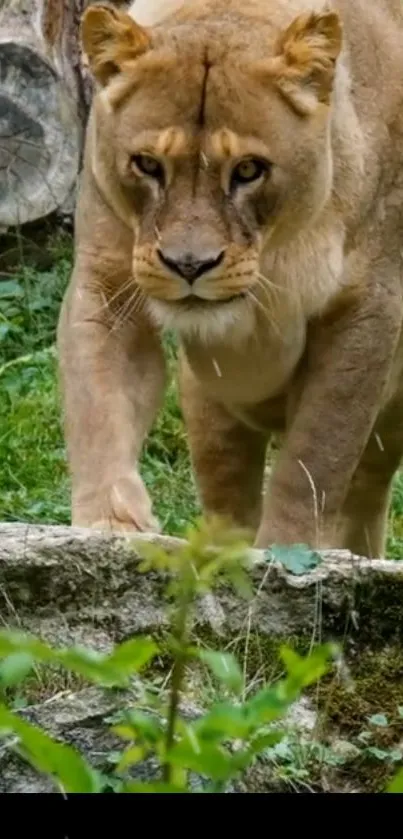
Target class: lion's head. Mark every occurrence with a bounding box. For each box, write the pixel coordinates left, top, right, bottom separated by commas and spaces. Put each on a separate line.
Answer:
82, 2, 342, 340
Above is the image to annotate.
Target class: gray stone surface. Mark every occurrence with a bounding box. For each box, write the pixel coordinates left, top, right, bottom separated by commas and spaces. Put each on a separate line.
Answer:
1, 523, 402, 647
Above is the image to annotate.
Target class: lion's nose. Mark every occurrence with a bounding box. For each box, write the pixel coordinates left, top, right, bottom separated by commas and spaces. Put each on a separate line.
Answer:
157, 249, 225, 284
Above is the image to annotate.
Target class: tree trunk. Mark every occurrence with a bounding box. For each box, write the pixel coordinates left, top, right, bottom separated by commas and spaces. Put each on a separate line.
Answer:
0, 0, 95, 230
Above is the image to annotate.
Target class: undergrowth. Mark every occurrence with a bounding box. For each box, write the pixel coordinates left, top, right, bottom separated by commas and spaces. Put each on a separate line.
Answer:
0, 233, 198, 535
0, 519, 401, 794
0, 519, 336, 793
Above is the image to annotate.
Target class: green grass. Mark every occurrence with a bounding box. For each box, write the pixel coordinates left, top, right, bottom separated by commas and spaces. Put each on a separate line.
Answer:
0, 233, 198, 535
0, 233, 402, 555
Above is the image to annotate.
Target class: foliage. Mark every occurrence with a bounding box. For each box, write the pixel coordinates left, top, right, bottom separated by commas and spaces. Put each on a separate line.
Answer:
0, 519, 340, 794
261, 714, 403, 792
0, 245, 198, 533
387, 768, 403, 793
0, 252, 71, 363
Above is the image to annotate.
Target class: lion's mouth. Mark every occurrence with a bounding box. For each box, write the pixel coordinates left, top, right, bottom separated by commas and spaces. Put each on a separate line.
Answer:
169, 293, 246, 308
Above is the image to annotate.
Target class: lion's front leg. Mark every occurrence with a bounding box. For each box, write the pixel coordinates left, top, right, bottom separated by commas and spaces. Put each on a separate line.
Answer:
255, 279, 402, 551
57, 271, 166, 535
178, 355, 267, 534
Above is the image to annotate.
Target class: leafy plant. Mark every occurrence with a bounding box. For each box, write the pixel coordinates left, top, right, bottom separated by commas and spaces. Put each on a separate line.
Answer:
259, 714, 403, 793
0, 518, 339, 793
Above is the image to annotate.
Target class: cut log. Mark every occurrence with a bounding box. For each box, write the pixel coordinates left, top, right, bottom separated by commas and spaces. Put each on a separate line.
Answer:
0, 0, 95, 229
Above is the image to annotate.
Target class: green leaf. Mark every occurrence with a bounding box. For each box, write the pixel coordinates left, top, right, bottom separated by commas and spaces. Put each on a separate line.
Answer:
170, 765, 187, 788
56, 647, 125, 686
387, 768, 403, 793
12, 696, 28, 711
98, 774, 125, 793
193, 708, 283, 752
248, 730, 284, 755
0, 630, 159, 688
122, 782, 187, 793
0, 323, 11, 341
368, 713, 389, 728
366, 746, 389, 761
224, 566, 254, 600
106, 638, 159, 674
117, 745, 147, 771
0, 632, 55, 663
268, 544, 322, 575
244, 685, 290, 725
398, 706, 403, 719
243, 645, 334, 728
227, 748, 258, 773
0, 653, 34, 687
193, 703, 251, 741
168, 740, 235, 782
197, 650, 244, 694
280, 643, 336, 690
105, 750, 123, 765
0, 705, 99, 793
0, 281, 24, 299
113, 724, 137, 741
113, 710, 163, 745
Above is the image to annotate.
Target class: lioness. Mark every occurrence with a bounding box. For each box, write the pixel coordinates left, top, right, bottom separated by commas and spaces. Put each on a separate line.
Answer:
57, 0, 403, 557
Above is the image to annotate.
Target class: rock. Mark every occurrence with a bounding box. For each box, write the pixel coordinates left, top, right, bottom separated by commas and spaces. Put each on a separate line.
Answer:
0, 522, 402, 793
0, 523, 402, 647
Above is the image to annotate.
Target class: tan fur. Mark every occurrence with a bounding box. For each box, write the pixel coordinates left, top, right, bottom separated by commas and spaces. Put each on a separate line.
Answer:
58, 0, 403, 556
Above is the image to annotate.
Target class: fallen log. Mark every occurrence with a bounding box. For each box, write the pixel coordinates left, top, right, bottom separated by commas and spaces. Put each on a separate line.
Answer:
0, 0, 95, 229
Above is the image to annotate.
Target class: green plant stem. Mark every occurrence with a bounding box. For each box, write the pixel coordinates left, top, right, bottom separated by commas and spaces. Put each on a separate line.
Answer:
162, 589, 190, 784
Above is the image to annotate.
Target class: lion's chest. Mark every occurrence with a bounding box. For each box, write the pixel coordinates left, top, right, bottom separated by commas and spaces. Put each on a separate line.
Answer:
182, 317, 306, 417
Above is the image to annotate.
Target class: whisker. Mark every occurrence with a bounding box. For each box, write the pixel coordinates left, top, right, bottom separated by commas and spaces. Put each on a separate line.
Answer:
98, 289, 144, 349
246, 287, 282, 341
86, 276, 137, 320
253, 274, 288, 341
114, 293, 146, 333
108, 286, 145, 335
253, 273, 277, 310
256, 270, 290, 296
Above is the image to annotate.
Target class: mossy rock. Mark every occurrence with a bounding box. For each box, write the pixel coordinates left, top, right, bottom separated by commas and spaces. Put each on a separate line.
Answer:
314, 645, 403, 791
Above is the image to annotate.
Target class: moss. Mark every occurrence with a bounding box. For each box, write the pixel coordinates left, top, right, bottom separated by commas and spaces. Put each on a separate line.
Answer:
316, 645, 403, 791
319, 645, 403, 731
136, 621, 403, 792
190, 626, 310, 684
352, 578, 403, 647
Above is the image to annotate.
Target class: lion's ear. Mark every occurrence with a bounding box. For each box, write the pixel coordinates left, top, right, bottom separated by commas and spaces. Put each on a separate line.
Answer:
81, 4, 151, 86
256, 12, 342, 116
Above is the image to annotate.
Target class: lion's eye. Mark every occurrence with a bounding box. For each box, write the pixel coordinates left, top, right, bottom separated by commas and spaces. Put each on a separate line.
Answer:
131, 153, 165, 182
231, 157, 269, 187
